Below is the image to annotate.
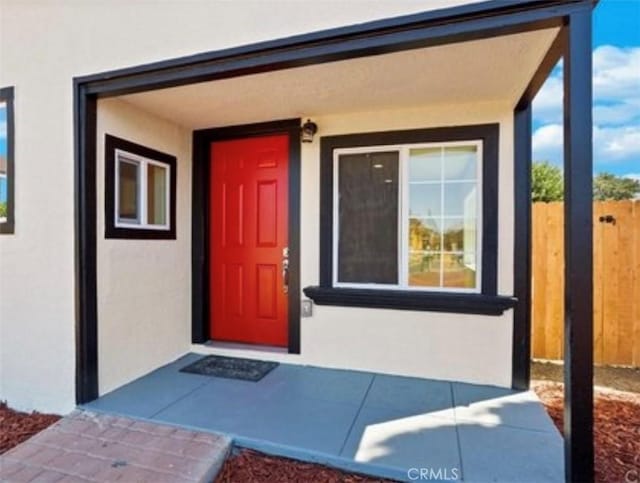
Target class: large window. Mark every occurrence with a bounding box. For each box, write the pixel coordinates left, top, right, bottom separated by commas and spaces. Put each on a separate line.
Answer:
105, 135, 176, 239
304, 124, 509, 314
333, 142, 482, 292
0, 86, 14, 234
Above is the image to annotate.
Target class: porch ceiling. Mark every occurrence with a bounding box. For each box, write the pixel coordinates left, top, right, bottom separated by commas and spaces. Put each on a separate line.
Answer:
119, 27, 559, 129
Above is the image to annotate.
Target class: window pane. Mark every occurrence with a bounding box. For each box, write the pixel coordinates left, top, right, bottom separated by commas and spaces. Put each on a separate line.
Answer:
443, 182, 477, 217
443, 253, 476, 289
147, 164, 167, 225
409, 148, 441, 217
409, 148, 441, 181
409, 185, 441, 217
444, 146, 477, 180
409, 251, 441, 287
337, 151, 399, 284
408, 143, 480, 291
409, 217, 441, 252
118, 158, 139, 223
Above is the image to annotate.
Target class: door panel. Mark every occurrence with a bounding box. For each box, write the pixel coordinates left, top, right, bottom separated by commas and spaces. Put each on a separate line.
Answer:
210, 135, 289, 347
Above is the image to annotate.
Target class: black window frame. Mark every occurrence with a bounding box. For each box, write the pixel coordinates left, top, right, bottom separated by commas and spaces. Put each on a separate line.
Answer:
0, 86, 15, 235
104, 134, 177, 240
303, 124, 516, 315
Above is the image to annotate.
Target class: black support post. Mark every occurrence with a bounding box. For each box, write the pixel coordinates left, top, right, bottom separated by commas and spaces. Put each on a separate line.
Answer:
73, 84, 99, 404
512, 103, 532, 390
563, 8, 594, 483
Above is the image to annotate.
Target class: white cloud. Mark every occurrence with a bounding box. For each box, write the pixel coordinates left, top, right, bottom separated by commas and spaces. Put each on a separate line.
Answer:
594, 125, 640, 160
532, 124, 640, 165
593, 100, 640, 125
533, 45, 640, 126
593, 45, 640, 101
532, 123, 563, 165
532, 76, 563, 124
0, 121, 5, 139
532, 45, 640, 170
624, 173, 640, 182
532, 123, 563, 150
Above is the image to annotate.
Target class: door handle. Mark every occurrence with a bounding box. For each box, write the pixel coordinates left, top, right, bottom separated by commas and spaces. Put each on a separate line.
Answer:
282, 247, 289, 294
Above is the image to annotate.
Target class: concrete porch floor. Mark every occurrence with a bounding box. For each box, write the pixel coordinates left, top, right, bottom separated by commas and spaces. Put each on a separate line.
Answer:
83, 353, 563, 482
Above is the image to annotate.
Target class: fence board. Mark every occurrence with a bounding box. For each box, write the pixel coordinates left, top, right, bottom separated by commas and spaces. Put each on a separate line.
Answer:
532, 200, 640, 367
531, 203, 548, 358
593, 202, 605, 364
633, 201, 640, 366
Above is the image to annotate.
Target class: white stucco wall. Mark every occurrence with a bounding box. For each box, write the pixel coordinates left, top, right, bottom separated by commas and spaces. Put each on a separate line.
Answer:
93, 98, 515, 397
194, 101, 515, 387
0, 0, 501, 413
96, 99, 192, 396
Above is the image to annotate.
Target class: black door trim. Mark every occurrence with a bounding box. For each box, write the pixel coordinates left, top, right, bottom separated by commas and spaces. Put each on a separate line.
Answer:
192, 119, 302, 354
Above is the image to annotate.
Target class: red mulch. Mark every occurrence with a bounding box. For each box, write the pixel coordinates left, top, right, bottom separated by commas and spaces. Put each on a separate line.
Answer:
0, 401, 61, 455
215, 449, 393, 483
3, 386, 639, 483
533, 381, 640, 483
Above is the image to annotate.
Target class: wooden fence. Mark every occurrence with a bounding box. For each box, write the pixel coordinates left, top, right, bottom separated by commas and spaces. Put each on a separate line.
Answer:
531, 200, 640, 367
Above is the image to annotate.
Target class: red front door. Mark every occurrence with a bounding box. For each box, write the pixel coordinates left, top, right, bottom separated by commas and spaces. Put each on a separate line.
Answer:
209, 134, 289, 347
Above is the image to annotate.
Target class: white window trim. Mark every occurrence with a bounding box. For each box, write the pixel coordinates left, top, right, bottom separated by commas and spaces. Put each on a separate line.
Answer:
332, 140, 483, 294
114, 148, 171, 231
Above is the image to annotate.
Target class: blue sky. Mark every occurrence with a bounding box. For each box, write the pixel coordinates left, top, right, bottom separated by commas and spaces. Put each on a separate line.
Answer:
532, 0, 640, 179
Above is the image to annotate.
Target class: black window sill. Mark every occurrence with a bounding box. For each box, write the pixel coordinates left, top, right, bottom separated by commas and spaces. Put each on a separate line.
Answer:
0, 221, 15, 235
303, 286, 517, 316
105, 226, 176, 240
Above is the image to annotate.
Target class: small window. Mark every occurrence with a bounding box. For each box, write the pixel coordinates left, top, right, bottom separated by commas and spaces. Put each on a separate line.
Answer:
115, 150, 170, 230
0, 86, 15, 234
334, 142, 482, 293
105, 135, 176, 239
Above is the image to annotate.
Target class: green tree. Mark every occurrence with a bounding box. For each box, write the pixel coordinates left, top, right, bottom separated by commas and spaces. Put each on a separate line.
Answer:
593, 172, 640, 201
532, 161, 564, 202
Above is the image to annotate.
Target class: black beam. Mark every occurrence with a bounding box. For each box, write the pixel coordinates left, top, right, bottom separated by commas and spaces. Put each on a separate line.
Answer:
73, 83, 98, 404
516, 26, 567, 110
563, 7, 594, 483
512, 103, 532, 390
80, 1, 589, 97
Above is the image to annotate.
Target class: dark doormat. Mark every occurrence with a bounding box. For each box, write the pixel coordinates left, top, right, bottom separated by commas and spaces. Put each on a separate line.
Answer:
180, 355, 279, 382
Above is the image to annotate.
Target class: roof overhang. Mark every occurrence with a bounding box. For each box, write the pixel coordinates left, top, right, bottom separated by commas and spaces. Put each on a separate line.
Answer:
117, 27, 560, 129
76, 0, 594, 104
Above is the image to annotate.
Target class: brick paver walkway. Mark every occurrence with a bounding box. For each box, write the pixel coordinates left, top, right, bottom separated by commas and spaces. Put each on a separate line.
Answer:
0, 410, 231, 482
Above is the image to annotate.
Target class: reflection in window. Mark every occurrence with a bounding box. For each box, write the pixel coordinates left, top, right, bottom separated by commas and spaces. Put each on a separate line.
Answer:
408, 145, 479, 289
147, 164, 167, 225
118, 158, 140, 223
0, 87, 14, 234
